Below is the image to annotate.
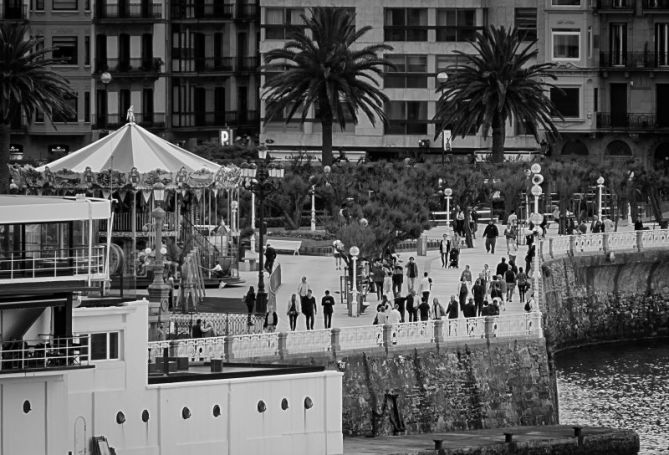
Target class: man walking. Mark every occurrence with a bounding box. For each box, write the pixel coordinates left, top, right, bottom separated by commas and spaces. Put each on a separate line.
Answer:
439, 233, 451, 268
483, 220, 499, 254
302, 289, 317, 330
405, 257, 419, 293
264, 243, 276, 274
297, 276, 310, 307
321, 290, 335, 328
392, 264, 404, 296
419, 272, 432, 304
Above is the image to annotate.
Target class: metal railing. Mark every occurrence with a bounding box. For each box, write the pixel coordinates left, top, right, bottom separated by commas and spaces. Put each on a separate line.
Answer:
0, 246, 106, 282
235, 3, 258, 20
595, 0, 635, 9
98, 211, 176, 233
96, 2, 162, 19
1, 336, 90, 371
643, 0, 669, 9
171, 110, 259, 128
599, 51, 669, 69
94, 112, 166, 130
168, 312, 265, 338
543, 229, 669, 259
95, 58, 163, 74
171, 2, 233, 19
596, 112, 668, 129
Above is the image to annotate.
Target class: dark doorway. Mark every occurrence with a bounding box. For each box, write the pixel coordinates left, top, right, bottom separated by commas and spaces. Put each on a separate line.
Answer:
141, 34, 153, 70
237, 86, 248, 123
194, 33, 205, 72
118, 34, 130, 71
96, 34, 107, 71
194, 87, 206, 126
655, 143, 669, 175
610, 83, 628, 127
657, 84, 669, 127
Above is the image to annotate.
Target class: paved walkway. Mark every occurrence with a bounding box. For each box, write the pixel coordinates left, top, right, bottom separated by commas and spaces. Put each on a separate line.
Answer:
205, 223, 571, 332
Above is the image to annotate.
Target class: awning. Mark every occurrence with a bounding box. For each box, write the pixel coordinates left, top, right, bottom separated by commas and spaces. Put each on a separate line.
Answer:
0, 195, 111, 224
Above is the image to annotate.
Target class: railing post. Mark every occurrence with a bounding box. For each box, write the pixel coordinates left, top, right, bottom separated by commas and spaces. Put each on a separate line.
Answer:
277, 332, 288, 361
602, 232, 610, 254
382, 323, 393, 354
433, 319, 444, 346
636, 230, 644, 252
569, 235, 576, 256
223, 335, 233, 362
484, 316, 496, 339
331, 328, 341, 358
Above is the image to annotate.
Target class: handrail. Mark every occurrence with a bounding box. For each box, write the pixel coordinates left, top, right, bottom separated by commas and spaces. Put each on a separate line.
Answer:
1, 336, 91, 371
543, 229, 669, 260
0, 246, 106, 281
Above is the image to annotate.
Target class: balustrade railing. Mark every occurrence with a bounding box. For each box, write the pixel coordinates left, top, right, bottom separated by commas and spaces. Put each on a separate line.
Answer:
544, 229, 669, 259
99, 211, 177, 233
0, 246, 106, 282
168, 312, 265, 338
1, 336, 90, 371
230, 332, 279, 359
338, 325, 385, 351
390, 320, 435, 346
284, 329, 331, 355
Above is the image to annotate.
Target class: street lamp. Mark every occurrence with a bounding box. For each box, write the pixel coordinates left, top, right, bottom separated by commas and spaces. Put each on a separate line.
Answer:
148, 182, 169, 336
530, 164, 544, 220
100, 72, 112, 127
349, 246, 360, 317
444, 187, 453, 227
242, 149, 285, 314
309, 175, 318, 232
597, 176, 605, 220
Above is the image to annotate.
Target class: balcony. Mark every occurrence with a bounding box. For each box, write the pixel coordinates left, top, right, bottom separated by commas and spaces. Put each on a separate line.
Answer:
1, 335, 92, 373
171, 110, 259, 129
95, 2, 162, 21
599, 51, 669, 69
95, 57, 163, 75
94, 112, 166, 130
643, 0, 669, 11
0, 246, 106, 284
235, 2, 258, 21
594, 0, 635, 12
171, 3, 233, 20
236, 56, 258, 72
0, 4, 27, 21
596, 112, 669, 129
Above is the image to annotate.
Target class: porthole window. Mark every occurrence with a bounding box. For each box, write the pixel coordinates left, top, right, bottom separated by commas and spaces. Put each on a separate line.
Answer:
116, 411, 126, 424
257, 400, 266, 413
141, 410, 150, 422
182, 407, 191, 419
304, 397, 313, 409
213, 405, 221, 417
22, 400, 31, 414
281, 398, 289, 411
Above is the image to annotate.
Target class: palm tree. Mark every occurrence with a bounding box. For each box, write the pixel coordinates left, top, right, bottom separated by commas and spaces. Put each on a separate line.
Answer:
263, 7, 392, 166
434, 26, 561, 163
0, 23, 74, 192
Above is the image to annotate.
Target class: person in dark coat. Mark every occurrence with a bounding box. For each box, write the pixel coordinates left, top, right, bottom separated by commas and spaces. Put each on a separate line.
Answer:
418, 298, 431, 321
464, 298, 477, 318
472, 278, 485, 316
406, 291, 417, 322
264, 243, 277, 273
458, 281, 468, 312
244, 286, 255, 326
483, 220, 499, 254
446, 295, 459, 319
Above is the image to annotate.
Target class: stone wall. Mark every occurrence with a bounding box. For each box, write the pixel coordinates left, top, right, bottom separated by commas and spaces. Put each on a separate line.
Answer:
541, 249, 669, 351
337, 337, 557, 437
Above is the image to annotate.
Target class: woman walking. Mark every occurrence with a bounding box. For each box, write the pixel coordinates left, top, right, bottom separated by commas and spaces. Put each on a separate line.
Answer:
286, 294, 299, 331
244, 286, 256, 326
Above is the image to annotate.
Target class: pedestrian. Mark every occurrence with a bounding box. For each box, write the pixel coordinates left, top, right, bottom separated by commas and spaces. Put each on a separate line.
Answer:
418, 297, 431, 321
470, 207, 479, 239
446, 295, 459, 319
263, 310, 278, 333
524, 293, 537, 312
507, 210, 518, 227
504, 224, 517, 253
388, 303, 402, 324
391, 264, 404, 296
419, 272, 432, 304
201, 319, 216, 337
373, 304, 388, 325
166, 272, 175, 310
383, 268, 393, 297
264, 242, 276, 274
297, 276, 310, 307
525, 243, 535, 275
460, 265, 473, 291
578, 219, 588, 235
455, 206, 465, 236
405, 257, 419, 293
333, 241, 343, 270
508, 239, 519, 264
458, 280, 468, 312
505, 266, 516, 304
591, 215, 603, 233
490, 275, 503, 300
406, 290, 417, 322
371, 260, 385, 300
192, 319, 204, 338
498, 274, 507, 309
472, 278, 485, 316
464, 298, 477, 318
496, 257, 509, 277
517, 267, 529, 303
439, 233, 451, 268
432, 297, 447, 319
302, 289, 317, 330
321, 290, 335, 329
483, 220, 499, 254
481, 264, 492, 295
244, 286, 256, 326
287, 294, 299, 331
394, 293, 406, 322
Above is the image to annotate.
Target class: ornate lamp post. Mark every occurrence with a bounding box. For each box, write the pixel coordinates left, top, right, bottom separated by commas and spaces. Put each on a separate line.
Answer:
530, 163, 544, 220
597, 176, 605, 220
349, 246, 360, 317
242, 147, 285, 314
148, 182, 170, 335
100, 72, 112, 128
309, 175, 317, 232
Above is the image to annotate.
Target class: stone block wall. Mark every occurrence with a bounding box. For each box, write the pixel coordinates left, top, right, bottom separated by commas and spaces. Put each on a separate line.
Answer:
337, 338, 557, 437
541, 250, 669, 351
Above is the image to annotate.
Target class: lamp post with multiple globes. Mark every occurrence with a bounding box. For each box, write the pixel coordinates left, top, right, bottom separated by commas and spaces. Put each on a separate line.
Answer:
148, 182, 170, 335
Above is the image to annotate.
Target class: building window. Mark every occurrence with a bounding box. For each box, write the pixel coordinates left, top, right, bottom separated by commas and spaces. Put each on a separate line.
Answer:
515, 8, 537, 42
31, 0, 45, 10
384, 55, 427, 89
53, 93, 78, 122
656, 23, 669, 66
265, 8, 304, 40
436, 9, 477, 42
384, 8, 428, 42
52, 36, 78, 65
552, 0, 581, 5
551, 87, 580, 118
87, 332, 120, 361
84, 91, 90, 123
52, 0, 78, 10
84, 36, 90, 66
552, 30, 580, 60
385, 101, 428, 135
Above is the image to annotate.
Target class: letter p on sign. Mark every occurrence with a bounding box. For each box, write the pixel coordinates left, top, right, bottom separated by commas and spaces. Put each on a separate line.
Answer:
220, 128, 234, 146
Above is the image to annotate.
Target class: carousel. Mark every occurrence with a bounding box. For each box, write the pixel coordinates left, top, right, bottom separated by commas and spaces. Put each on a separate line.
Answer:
8, 110, 244, 295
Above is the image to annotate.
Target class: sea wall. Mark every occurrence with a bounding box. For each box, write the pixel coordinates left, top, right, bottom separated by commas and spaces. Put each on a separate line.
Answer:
541, 249, 669, 351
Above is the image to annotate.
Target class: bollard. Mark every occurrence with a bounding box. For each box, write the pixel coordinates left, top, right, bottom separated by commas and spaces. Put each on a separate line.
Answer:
504, 433, 513, 443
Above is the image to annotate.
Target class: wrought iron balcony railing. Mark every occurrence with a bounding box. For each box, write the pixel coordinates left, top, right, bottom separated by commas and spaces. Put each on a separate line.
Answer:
643, 0, 669, 10
96, 2, 162, 19
1, 336, 91, 372
595, 0, 635, 10
95, 57, 163, 74
171, 56, 235, 72
171, 110, 259, 128
171, 2, 233, 19
235, 3, 258, 20
599, 51, 669, 69
596, 112, 669, 129
94, 113, 166, 130
0, 246, 106, 283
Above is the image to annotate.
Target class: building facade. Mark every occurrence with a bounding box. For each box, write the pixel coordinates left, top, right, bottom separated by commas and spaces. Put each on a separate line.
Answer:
6, 0, 261, 163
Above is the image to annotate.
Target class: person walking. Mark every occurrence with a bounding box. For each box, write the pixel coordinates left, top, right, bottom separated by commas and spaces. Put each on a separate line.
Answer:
321, 290, 335, 329
297, 276, 310, 307
483, 220, 499, 254
406, 290, 417, 322
460, 265, 473, 288
286, 294, 299, 331
244, 286, 256, 326
264, 243, 277, 274
507, 210, 518, 227
504, 224, 517, 253
439, 233, 451, 268
525, 243, 535, 275
263, 310, 278, 333
472, 278, 485, 316
371, 260, 385, 300
458, 280, 468, 312
394, 293, 407, 322
505, 267, 517, 304
418, 297, 431, 321
302, 289, 317, 330
446, 295, 459, 319
392, 264, 404, 296
405, 257, 419, 293
419, 272, 432, 304
464, 298, 477, 318
481, 264, 492, 296
382, 268, 393, 297
591, 215, 603, 233
388, 303, 402, 325
516, 267, 529, 303
432, 297, 447, 320
455, 206, 465, 236
496, 257, 509, 277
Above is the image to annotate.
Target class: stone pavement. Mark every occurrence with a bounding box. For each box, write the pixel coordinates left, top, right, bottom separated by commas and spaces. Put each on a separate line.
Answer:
206, 223, 561, 332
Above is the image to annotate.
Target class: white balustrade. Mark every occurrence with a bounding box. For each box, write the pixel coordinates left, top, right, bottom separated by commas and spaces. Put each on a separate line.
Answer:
231, 333, 279, 359
285, 329, 332, 355
338, 325, 384, 351
168, 312, 263, 337
550, 236, 571, 258
573, 233, 604, 254
147, 340, 171, 362
441, 317, 487, 341
173, 337, 226, 362
492, 313, 542, 338
607, 231, 638, 251
390, 321, 435, 346
641, 229, 669, 249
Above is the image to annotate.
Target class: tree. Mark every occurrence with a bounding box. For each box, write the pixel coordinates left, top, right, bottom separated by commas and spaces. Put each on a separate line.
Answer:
263, 7, 392, 166
434, 26, 561, 163
544, 160, 593, 233
0, 23, 74, 193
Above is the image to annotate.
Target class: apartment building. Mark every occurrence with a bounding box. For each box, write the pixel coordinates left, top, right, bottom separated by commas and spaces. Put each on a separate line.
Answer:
6, 0, 260, 163
541, 0, 669, 174
258, 0, 542, 161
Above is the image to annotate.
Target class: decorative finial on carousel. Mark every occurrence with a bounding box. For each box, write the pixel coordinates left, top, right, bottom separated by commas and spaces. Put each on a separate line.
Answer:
126, 105, 135, 123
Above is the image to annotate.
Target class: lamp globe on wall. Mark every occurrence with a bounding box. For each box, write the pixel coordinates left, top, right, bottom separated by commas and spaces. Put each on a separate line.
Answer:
153, 182, 165, 203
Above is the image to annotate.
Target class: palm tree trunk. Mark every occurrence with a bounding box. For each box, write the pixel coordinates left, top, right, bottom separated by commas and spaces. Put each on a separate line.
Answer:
491, 114, 506, 163
0, 122, 10, 193
321, 118, 333, 166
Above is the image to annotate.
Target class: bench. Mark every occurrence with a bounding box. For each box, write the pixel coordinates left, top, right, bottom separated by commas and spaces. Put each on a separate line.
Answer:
266, 239, 302, 255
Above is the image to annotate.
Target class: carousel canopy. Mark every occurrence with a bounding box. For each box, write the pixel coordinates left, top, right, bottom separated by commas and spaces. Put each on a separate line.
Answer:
36, 121, 220, 174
